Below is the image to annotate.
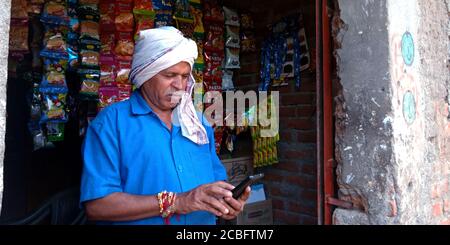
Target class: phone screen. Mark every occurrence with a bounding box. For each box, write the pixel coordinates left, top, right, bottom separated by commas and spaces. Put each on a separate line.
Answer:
231, 173, 264, 199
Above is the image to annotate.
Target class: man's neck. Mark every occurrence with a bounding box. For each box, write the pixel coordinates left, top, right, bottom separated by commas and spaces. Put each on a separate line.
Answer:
140, 90, 173, 130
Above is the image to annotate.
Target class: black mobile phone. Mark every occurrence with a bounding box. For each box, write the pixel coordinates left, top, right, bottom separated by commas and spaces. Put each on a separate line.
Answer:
231, 173, 264, 199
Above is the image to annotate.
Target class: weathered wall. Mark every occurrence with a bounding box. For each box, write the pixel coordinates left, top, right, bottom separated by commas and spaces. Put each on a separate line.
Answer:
0, 0, 12, 213
333, 0, 394, 225
334, 0, 450, 224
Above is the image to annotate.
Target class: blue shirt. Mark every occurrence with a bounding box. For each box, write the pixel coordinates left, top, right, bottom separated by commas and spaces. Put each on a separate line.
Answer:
80, 91, 227, 225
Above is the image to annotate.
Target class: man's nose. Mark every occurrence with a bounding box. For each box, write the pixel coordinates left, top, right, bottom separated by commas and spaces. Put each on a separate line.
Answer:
171, 76, 183, 90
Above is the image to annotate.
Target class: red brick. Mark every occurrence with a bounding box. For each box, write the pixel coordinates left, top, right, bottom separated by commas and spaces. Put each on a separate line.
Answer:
296, 106, 316, 117
300, 164, 317, 176
240, 63, 260, 74
297, 131, 316, 143
268, 186, 283, 196
444, 199, 450, 213
279, 131, 292, 142
299, 80, 316, 92
432, 202, 443, 217
279, 107, 296, 118
277, 85, 295, 94
235, 76, 256, 86
277, 161, 301, 172
273, 210, 300, 225
441, 180, 449, 194
272, 198, 285, 210
286, 176, 316, 189
240, 53, 259, 64
281, 94, 315, 106
282, 118, 315, 130
264, 172, 284, 183
431, 184, 441, 199
287, 202, 317, 216
281, 149, 315, 159
300, 190, 317, 201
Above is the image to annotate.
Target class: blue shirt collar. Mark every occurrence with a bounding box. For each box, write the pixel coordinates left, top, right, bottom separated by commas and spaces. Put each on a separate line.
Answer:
130, 91, 154, 115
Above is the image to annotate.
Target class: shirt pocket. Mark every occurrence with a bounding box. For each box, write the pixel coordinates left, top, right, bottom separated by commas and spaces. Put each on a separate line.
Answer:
188, 151, 215, 185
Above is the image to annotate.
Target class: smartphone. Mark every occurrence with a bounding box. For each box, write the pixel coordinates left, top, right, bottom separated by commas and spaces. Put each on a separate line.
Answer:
231, 173, 265, 199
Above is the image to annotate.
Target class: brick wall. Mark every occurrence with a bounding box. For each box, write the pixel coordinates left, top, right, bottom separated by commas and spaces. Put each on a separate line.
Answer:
230, 0, 317, 224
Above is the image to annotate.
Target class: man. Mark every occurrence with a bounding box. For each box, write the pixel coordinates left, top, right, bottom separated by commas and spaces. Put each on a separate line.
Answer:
80, 27, 250, 225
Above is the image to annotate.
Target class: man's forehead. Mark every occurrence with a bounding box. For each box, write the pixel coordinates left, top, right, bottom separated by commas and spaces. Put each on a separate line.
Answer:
161, 62, 191, 73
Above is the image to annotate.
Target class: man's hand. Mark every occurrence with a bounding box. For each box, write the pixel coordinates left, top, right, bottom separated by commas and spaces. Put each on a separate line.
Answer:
220, 186, 251, 220
175, 181, 236, 217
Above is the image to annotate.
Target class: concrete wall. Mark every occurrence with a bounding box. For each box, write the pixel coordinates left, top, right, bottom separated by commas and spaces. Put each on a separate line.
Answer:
0, 0, 11, 213
334, 0, 450, 224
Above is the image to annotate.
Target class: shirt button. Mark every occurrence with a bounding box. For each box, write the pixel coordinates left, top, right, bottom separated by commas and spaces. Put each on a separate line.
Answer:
178, 165, 183, 173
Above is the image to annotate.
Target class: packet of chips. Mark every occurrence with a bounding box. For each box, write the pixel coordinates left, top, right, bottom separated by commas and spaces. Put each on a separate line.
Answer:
223, 6, 239, 27
40, 93, 68, 123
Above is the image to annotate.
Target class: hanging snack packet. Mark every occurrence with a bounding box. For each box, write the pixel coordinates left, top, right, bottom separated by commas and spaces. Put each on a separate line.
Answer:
100, 62, 116, 87
193, 37, 204, 69
100, 2, 115, 32
240, 31, 256, 53
203, 0, 223, 23
154, 10, 173, 27
115, 67, 131, 85
115, 32, 134, 56
40, 58, 69, 94
115, 0, 134, 32
68, 46, 79, 70
225, 25, 240, 48
40, 93, 68, 123
134, 14, 155, 40
11, 0, 29, 19
175, 18, 194, 38
100, 32, 115, 62
79, 0, 99, 4
204, 24, 224, 52
224, 48, 240, 69
117, 84, 132, 101
221, 70, 234, 91
80, 38, 101, 68
223, 6, 239, 27
190, 1, 204, 36
152, 0, 173, 11
46, 122, 65, 142
240, 13, 254, 30
79, 68, 100, 99
40, 24, 69, 59
204, 51, 223, 78
41, 0, 69, 25
98, 86, 119, 111
78, 5, 100, 40
213, 126, 224, 154
133, 0, 154, 15
173, 0, 192, 20
9, 19, 29, 53
30, 123, 47, 151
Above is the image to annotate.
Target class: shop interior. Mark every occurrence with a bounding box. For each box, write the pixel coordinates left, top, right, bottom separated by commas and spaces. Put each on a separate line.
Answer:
0, 0, 338, 225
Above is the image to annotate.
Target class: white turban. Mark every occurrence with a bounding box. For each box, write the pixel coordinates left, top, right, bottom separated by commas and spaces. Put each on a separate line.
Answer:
130, 27, 209, 145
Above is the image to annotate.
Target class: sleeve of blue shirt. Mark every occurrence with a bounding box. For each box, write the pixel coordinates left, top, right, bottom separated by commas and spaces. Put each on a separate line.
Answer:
202, 116, 228, 183
80, 107, 123, 205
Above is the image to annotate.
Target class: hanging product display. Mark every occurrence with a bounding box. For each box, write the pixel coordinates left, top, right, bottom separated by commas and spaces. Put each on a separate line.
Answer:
19, 0, 255, 156
259, 13, 310, 90
251, 96, 280, 168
